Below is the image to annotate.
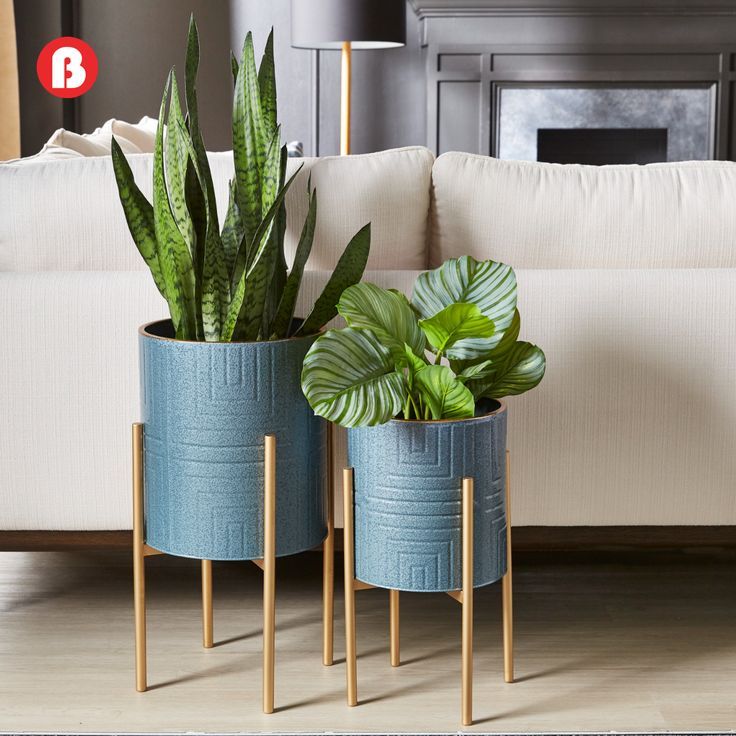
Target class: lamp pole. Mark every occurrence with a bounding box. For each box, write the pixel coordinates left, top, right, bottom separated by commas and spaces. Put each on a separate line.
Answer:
340, 41, 352, 155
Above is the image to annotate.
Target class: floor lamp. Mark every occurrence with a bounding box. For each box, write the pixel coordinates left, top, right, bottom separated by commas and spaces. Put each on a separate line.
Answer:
291, 0, 406, 155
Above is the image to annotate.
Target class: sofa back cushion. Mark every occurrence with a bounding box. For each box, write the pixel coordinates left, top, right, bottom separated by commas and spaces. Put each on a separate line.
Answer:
430, 152, 736, 269
0, 146, 433, 272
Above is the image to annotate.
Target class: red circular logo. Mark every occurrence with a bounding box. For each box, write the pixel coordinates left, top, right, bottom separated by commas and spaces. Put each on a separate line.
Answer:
36, 36, 98, 98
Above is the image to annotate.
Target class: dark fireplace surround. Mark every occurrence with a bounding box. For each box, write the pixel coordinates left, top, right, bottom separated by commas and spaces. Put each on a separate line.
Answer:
413, 0, 736, 163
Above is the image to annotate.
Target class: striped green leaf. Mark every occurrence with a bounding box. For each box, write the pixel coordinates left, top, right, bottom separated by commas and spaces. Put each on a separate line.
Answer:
221, 179, 243, 279
261, 200, 287, 338
258, 28, 277, 138
184, 156, 207, 338
337, 282, 425, 360
230, 50, 239, 87
232, 32, 265, 247
297, 223, 371, 336
184, 15, 219, 233
176, 119, 229, 340
456, 359, 494, 383
110, 136, 168, 301
418, 302, 495, 360
301, 328, 407, 427
153, 73, 196, 339
470, 341, 546, 399
270, 186, 317, 338
221, 167, 301, 341
165, 71, 194, 252
412, 256, 517, 355
259, 128, 283, 236
414, 365, 474, 420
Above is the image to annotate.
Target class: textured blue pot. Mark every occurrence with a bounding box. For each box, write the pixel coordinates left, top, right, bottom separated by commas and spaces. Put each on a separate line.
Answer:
139, 319, 326, 561
347, 402, 507, 592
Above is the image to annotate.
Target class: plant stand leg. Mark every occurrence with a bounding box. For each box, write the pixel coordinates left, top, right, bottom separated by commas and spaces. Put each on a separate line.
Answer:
202, 560, 213, 649
502, 450, 514, 684
390, 589, 400, 667
462, 477, 474, 727
343, 467, 358, 706
132, 422, 147, 693
263, 434, 276, 715
323, 425, 335, 666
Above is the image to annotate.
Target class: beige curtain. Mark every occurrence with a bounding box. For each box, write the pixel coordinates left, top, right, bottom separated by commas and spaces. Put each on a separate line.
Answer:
0, 0, 20, 160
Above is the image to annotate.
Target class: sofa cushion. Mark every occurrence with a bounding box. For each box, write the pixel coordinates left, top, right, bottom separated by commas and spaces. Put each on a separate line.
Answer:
0, 145, 433, 273
430, 153, 736, 268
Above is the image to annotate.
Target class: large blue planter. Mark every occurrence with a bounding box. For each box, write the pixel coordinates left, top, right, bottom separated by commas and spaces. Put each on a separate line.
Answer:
347, 401, 507, 592
139, 320, 327, 561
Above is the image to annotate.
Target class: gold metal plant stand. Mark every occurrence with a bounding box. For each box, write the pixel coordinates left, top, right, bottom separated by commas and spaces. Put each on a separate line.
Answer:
132, 422, 335, 714
342, 451, 513, 726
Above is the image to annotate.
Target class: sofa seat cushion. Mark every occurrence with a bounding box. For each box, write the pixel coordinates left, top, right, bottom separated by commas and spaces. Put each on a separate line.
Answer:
2, 267, 735, 528
0, 146, 433, 273
430, 153, 736, 269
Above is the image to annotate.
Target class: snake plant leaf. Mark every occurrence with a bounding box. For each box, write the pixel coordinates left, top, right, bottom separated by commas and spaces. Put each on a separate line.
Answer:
184, 157, 207, 337
201, 225, 231, 340
220, 179, 243, 278
418, 302, 495, 360
254, 138, 287, 337
412, 256, 516, 355
165, 72, 194, 253
184, 15, 219, 233
153, 72, 196, 339
221, 167, 301, 341
230, 164, 301, 292
270, 187, 317, 338
232, 32, 265, 248
301, 327, 407, 427
111, 136, 169, 301
337, 282, 425, 360
261, 200, 287, 338
176, 119, 230, 341
471, 342, 546, 399
230, 50, 239, 87
259, 128, 283, 233
414, 365, 475, 420
258, 28, 277, 139
297, 223, 371, 336
457, 359, 494, 383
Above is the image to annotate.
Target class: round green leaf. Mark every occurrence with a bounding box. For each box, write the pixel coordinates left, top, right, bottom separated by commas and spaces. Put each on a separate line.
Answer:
415, 365, 474, 420
457, 359, 494, 383
301, 327, 407, 427
412, 256, 517, 354
338, 282, 425, 358
418, 302, 495, 359
473, 342, 546, 399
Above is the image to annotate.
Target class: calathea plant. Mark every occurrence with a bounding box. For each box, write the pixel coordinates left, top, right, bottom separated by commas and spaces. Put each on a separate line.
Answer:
301, 256, 545, 426
111, 18, 369, 341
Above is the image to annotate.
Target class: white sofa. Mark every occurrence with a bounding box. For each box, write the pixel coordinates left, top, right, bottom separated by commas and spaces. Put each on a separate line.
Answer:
2, 144, 736, 532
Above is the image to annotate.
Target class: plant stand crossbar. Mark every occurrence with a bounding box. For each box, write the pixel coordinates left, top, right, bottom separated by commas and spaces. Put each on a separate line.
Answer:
131, 422, 335, 714
342, 451, 513, 727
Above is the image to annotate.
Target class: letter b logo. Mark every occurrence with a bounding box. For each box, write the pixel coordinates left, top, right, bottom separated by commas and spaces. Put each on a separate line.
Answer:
37, 37, 98, 98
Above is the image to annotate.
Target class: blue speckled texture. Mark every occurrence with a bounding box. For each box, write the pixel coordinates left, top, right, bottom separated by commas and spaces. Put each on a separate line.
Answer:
139, 321, 326, 561
348, 405, 507, 592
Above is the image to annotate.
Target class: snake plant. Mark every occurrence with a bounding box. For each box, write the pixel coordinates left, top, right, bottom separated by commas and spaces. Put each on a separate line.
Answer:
301, 256, 546, 426
112, 17, 370, 341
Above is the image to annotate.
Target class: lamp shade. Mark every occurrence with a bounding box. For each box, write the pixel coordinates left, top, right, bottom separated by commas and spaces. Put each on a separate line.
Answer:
291, 0, 406, 50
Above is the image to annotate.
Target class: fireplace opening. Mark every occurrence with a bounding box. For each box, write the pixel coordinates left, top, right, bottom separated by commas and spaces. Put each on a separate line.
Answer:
537, 128, 668, 165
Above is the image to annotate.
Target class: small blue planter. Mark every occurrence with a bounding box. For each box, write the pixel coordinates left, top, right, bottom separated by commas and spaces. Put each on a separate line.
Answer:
139, 319, 327, 561
347, 401, 507, 592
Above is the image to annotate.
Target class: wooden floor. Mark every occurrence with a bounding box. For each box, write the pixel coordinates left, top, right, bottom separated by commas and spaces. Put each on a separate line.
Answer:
1, 549, 735, 733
